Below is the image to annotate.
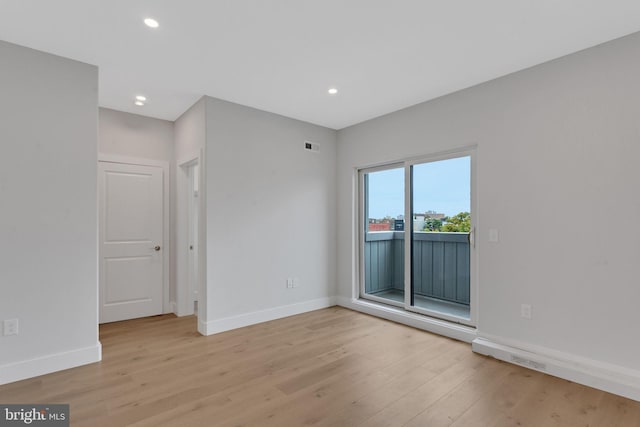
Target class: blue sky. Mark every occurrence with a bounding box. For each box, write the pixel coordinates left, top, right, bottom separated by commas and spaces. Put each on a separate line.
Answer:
367, 156, 470, 219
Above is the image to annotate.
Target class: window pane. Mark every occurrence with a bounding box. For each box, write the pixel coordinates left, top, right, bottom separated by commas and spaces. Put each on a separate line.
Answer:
362, 167, 404, 304
411, 156, 471, 319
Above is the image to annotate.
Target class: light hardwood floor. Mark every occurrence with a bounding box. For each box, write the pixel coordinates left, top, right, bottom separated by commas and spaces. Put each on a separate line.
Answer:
1, 307, 639, 426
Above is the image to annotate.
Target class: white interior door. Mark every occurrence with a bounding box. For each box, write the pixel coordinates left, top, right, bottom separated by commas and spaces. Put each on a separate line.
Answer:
99, 162, 164, 323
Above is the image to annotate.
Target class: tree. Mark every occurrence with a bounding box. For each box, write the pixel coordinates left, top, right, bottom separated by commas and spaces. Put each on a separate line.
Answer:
423, 217, 443, 232
442, 212, 471, 232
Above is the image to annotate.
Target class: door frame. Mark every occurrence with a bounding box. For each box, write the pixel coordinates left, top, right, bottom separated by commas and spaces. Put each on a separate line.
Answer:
176, 149, 206, 320
357, 162, 405, 309
356, 145, 478, 327
98, 153, 171, 315
186, 161, 199, 312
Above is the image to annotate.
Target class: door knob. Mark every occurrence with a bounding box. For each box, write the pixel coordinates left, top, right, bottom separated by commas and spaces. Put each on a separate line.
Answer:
154, 245, 161, 251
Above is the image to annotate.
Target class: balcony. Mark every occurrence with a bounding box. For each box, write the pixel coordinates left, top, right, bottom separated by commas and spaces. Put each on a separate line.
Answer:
364, 231, 470, 319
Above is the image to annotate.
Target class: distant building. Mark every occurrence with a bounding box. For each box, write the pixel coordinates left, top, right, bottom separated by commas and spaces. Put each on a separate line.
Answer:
425, 210, 445, 220
368, 217, 393, 232
413, 214, 425, 231
367, 215, 407, 232
369, 223, 390, 231
413, 210, 445, 231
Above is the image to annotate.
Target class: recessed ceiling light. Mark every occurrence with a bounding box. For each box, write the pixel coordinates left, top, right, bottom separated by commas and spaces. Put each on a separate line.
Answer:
135, 95, 147, 102
328, 88, 338, 95
144, 18, 159, 28
134, 101, 145, 106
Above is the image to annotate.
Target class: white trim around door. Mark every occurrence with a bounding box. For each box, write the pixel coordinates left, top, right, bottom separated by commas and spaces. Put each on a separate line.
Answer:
356, 145, 478, 329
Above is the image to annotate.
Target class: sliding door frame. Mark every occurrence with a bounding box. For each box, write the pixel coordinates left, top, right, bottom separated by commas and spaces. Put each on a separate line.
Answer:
358, 162, 405, 308
358, 146, 478, 327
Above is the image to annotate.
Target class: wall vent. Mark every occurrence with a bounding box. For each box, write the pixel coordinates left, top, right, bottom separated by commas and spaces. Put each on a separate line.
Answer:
304, 141, 320, 153
511, 355, 547, 371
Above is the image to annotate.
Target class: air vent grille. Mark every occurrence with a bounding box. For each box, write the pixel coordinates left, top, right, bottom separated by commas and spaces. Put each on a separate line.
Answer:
511, 355, 547, 371
304, 141, 320, 153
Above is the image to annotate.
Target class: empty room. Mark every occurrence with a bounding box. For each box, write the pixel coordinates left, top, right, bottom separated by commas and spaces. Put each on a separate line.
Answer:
2, 1, 640, 426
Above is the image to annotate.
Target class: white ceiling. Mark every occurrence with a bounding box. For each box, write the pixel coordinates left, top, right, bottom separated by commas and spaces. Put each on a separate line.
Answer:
2, 1, 640, 129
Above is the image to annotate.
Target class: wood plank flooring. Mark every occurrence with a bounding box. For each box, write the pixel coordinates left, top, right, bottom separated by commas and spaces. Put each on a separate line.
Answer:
1, 307, 639, 426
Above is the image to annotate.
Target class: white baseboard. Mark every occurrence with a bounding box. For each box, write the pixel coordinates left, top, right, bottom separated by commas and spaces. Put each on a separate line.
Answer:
0, 343, 102, 385
336, 296, 477, 343
337, 296, 640, 401
473, 336, 640, 402
199, 297, 336, 336
198, 317, 209, 336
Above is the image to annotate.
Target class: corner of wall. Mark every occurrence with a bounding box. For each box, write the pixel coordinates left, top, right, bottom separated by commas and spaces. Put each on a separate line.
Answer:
198, 297, 336, 336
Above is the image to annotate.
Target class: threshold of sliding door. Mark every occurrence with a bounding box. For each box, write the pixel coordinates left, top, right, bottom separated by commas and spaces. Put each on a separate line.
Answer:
366, 289, 470, 320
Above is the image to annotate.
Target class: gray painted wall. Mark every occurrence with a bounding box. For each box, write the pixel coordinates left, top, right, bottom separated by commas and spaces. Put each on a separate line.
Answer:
174, 98, 206, 165
337, 32, 640, 372
204, 97, 337, 322
0, 41, 99, 378
99, 107, 174, 161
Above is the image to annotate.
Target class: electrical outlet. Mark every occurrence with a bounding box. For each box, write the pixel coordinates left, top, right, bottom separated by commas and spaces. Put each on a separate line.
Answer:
489, 228, 499, 242
521, 304, 532, 319
3, 318, 18, 336
293, 277, 300, 288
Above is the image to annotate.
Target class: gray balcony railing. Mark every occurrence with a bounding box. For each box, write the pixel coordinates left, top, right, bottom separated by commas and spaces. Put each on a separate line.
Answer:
364, 231, 470, 306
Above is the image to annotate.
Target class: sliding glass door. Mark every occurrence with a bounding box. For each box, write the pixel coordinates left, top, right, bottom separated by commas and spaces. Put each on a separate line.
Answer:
360, 150, 475, 325
409, 156, 472, 321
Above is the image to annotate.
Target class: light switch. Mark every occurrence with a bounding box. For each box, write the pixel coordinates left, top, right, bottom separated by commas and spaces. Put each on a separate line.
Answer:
489, 228, 499, 242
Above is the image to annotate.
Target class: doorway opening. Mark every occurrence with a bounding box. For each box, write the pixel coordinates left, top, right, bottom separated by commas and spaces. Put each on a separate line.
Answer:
177, 156, 203, 319
186, 162, 199, 315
